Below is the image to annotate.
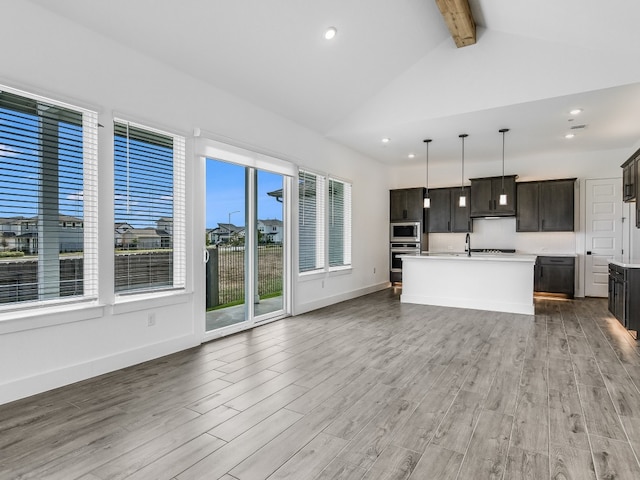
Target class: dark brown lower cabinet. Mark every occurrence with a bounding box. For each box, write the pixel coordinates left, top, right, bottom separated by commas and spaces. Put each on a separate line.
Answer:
534, 256, 575, 298
608, 262, 640, 335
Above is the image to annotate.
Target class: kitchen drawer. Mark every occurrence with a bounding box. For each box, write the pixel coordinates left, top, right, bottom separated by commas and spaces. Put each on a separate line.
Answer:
538, 256, 574, 266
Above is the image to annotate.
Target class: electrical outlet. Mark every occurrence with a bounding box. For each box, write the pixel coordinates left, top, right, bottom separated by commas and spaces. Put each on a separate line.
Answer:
447, 245, 453, 250
147, 313, 156, 327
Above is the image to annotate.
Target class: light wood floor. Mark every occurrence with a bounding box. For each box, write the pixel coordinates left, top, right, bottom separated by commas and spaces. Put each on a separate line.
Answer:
3, 289, 640, 480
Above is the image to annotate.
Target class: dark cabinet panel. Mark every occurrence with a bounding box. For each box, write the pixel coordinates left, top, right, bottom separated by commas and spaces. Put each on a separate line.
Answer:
427, 187, 471, 233
390, 187, 425, 222
470, 178, 493, 216
451, 187, 472, 233
608, 263, 640, 334
622, 156, 636, 202
470, 176, 516, 217
636, 158, 640, 228
427, 188, 452, 233
535, 256, 575, 297
516, 179, 575, 232
390, 190, 406, 222
540, 180, 575, 231
516, 182, 539, 232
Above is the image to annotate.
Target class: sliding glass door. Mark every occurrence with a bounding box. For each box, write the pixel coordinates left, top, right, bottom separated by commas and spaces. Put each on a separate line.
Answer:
205, 158, 288, 334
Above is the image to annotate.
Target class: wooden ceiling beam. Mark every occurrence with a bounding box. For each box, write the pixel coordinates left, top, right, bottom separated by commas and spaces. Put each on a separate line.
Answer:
435, 0, 476, 48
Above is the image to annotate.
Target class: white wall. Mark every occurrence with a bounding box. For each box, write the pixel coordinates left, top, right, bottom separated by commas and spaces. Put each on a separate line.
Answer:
0, 3, 390, 405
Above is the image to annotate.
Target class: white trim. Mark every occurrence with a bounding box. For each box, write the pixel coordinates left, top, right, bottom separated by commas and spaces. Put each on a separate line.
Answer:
112, 291, 192, 315
0, 333, 198, 406
293, 282, 389, 316
195, 137, 297, 177
0, 302, 104, 334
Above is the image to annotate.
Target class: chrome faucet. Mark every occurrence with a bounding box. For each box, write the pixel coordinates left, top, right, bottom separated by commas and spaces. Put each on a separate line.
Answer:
465, 233, 471, 256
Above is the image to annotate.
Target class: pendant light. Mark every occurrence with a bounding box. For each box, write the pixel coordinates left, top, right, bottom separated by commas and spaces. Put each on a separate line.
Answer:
458, 134, 468, 207
423, 139, 432, 208
499, 128, 510, 205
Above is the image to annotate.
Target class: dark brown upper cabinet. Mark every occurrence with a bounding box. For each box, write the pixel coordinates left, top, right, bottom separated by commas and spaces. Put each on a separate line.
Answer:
516, 179, 576, 232
390, 187, 425, 222
470, 175, 517, 217
622, 148, 640, 203
426, 187, 472, 233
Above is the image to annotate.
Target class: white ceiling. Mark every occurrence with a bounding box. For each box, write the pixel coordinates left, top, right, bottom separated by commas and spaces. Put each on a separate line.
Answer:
28, 0, 640, 167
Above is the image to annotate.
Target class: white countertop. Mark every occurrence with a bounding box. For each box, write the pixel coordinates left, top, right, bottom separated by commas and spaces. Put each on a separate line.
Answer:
407, 252, 537, 263
610, 259, 640, 269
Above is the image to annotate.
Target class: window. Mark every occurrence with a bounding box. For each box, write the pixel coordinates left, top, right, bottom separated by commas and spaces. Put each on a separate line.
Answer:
0, 87, 98, 307
328, 178, 352, 269
298, 170, 352, 274
298, 170, 325, 273
114, 120, 185, 294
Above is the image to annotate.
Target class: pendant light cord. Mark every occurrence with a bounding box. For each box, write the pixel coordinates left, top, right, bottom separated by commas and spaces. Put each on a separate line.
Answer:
501, 130, 505, 192
499, 128, 509, 193
424, 139, 431, 197
459, 134, 467, 192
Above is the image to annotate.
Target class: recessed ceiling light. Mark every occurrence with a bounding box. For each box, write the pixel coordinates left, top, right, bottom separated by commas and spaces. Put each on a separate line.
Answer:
569, 109, 582, 115
408, 153, 415, 159
565, 133, 575, 139
324, 27, 337, 40
382, 138, 390, 144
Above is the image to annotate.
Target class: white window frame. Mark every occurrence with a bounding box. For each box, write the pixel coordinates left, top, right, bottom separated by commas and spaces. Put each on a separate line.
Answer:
0, 85, 98, 313
298, 169, 326, 275
113, 118, 186, 297
297, 169, 352, 276
328, 176, 352, 271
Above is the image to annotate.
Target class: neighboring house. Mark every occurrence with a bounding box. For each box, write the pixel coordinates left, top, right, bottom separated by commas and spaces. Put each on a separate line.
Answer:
115, 219, 172, 249
157, 217, 173, 235
257, 219, 283, 244
0, 217, 22, 251
207, 223, 244, 244
0, 215, 84, 253
114, 222, 134, 248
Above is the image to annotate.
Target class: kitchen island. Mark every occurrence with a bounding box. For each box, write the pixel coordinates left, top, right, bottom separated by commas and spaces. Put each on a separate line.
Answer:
400, 253, 537, 315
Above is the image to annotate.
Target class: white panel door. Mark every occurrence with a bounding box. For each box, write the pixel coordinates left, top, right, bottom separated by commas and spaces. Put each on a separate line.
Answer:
585, 178, 622, 297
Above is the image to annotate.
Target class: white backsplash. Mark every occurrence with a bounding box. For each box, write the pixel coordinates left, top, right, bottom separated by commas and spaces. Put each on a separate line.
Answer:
428, 217, 576, 254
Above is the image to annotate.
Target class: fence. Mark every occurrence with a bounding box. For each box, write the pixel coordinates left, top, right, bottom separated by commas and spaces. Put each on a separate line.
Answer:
0, 246, 283, 308
206, 244, 283, 309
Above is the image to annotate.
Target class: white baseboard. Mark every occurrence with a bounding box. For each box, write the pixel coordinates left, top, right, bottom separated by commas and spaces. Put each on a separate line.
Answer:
294, 281, 390, 316
0, 334, 199, 406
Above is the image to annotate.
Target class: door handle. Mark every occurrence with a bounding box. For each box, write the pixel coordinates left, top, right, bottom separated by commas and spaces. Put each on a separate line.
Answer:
204, 248, 210, 263
586, 251, 592, 255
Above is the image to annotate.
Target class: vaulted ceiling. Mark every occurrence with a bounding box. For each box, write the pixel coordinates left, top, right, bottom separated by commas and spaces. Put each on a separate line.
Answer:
28, 0, 640, 167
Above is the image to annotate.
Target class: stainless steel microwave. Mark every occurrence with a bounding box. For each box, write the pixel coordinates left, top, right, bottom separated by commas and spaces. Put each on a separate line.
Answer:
390, 222, 421, 242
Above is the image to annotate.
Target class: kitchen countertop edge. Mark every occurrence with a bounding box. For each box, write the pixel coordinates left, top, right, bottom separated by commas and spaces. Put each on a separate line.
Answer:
405, 252, 537, 263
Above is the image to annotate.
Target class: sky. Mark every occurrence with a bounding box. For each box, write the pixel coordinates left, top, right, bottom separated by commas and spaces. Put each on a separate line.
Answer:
0, 108, 84, 220
1, 105, 283, 231
205, 158, 283, 229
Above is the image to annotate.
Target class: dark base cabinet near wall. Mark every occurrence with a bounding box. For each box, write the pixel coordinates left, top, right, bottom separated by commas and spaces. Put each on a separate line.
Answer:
608, 262, 640, 337
535, 256, 575, 298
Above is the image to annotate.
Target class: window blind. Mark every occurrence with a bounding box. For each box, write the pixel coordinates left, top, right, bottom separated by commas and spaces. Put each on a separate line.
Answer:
0, 87, 98, 307
298, 170, 325, 273
328, 178, 352, 268
114, 120, 185, 294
